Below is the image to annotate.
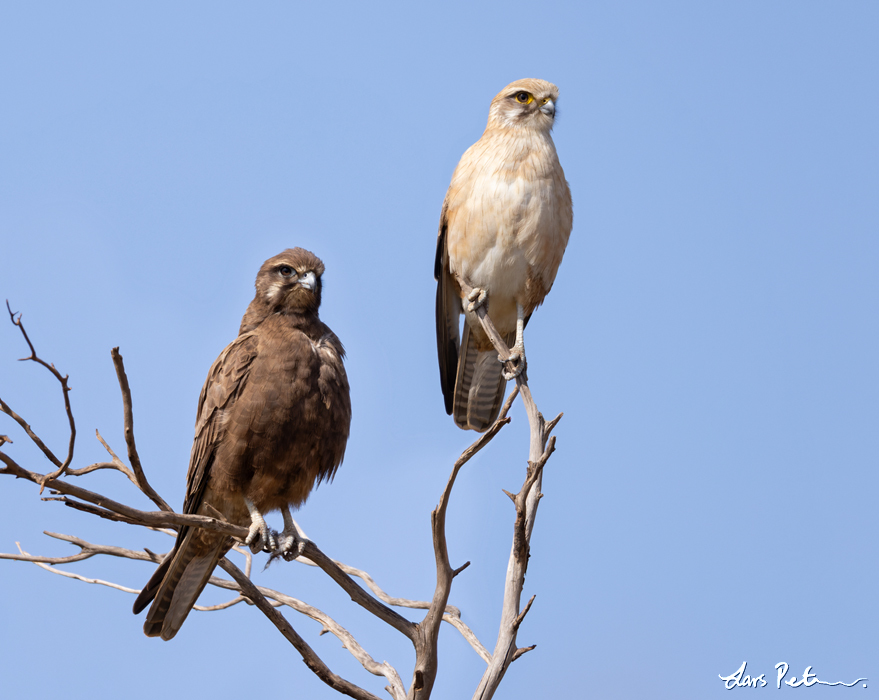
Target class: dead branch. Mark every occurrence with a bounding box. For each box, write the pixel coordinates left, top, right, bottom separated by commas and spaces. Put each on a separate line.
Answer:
5, 532, 395, 690
110, 347, 171, 512
219, 557, 389, 700
66, 430, 135, 479
3, 301, 75, 485
292, 519, 465, 617
2, 303, 563, 700
451, 280, 562, 700
410, 391, 516, 698
298, 538, 418, 641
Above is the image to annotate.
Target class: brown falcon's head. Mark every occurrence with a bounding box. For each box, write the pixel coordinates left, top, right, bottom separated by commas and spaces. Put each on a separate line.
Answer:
486, 78, 559, 132
240, 248, 326, 332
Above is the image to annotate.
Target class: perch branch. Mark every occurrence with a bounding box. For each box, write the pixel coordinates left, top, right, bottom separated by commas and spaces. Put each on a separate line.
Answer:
298, 538, 418, 641
410, 395, 516, 698
2, 303, 555, 699
219, 557, 390, 700
451, 279, 561, 700
277, 519, 490, 662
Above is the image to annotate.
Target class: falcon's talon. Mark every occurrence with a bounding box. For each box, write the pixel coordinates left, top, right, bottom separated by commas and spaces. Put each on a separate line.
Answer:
278, 532, 301, 561
244, 501, 277, 553
277, 506, 303, 561
466, 287, 488, 312
245, 520, 276, 553
502, 344, 526, 380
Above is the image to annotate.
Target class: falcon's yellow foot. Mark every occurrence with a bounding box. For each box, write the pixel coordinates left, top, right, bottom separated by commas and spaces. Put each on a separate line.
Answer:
245, 499, 277, 553
467, 287, 488, 313
502, 343, 526, 381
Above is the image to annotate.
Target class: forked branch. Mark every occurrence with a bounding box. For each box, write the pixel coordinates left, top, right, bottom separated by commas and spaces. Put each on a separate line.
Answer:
1, 303, 563, 700
451, 279, 563, 700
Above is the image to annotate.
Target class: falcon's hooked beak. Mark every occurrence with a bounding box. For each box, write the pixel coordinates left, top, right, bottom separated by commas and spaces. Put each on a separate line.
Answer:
540, 99, 555, 118
298, 271, 317, 291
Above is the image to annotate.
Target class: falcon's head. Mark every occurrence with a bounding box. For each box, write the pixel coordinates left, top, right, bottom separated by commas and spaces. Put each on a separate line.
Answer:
487, 78, 559, 132
256, 248, 325, 316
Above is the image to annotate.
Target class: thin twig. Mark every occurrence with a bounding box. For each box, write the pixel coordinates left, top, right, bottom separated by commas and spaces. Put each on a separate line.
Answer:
15, 543, 140, 593
219, 557, 388, 700
110, 347, 171, 512
4, 301, 75, 485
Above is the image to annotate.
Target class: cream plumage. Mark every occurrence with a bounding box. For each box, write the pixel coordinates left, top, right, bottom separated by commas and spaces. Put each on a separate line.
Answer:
435, 78, 572, 431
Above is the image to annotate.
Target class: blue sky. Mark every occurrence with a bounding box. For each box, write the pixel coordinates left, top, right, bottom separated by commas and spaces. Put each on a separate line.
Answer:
1, 2, 877, 698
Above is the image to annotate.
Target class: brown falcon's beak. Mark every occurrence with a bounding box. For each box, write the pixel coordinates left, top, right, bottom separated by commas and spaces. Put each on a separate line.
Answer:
298, 271, 317, 291
540, 99, 555, 118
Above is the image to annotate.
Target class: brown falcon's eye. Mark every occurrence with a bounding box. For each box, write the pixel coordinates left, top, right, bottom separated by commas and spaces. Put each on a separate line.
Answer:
515, 91, 533, 104
279, 266, 294, 277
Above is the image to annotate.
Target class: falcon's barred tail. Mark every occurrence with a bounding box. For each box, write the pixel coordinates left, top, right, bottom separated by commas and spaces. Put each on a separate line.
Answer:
132, 552, 171, 616
452, 321, 511, 432
139, 528, 226, 641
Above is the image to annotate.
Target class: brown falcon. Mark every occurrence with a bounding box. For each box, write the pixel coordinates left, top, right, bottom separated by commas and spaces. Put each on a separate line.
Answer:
435, 78, 573, 431
133, 248, 351, 640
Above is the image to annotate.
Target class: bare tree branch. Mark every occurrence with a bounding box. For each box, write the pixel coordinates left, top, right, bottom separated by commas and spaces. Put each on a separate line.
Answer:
443, 613, 492, 663
219, 557, 389, 700
448, 279, 562, 700
2, 303, 563, 700
7, 534, 399, 697
110, 347, 171, 512
3, 301, 75, 485
298, 538, 418, 641
66, 430, 136, 481
409, 390, 516, 698
15, 542, 143, 593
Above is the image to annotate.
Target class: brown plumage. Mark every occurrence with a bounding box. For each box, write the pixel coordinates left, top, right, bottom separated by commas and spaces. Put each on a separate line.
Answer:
133, 248, 351, 640
435, 78, 573, 431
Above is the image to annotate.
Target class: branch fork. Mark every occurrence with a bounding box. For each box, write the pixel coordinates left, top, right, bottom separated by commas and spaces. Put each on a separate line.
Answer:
1, 301, 564, 700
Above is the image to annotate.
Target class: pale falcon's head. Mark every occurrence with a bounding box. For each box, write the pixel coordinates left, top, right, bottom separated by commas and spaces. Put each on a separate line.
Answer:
486, 78, 559, 132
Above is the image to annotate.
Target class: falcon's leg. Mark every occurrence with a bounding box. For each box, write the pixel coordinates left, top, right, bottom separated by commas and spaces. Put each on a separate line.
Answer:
503, 304, 527, 381
244, 498, 277, 553
467, 287, 488, 312
278, 507, 305, 562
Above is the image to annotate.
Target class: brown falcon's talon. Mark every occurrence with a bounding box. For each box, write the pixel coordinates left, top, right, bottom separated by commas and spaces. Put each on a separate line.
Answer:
245, 520, 276, 553
278, 530, 302, 561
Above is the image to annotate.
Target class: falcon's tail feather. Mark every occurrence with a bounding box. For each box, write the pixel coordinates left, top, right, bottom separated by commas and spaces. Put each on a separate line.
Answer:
452, 322, 511, 432
140, 527, 226, 641
132, 550, 172, 616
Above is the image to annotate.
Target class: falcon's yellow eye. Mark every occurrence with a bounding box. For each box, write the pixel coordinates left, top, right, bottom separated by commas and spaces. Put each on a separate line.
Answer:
279, 266, 294, 277
515, 91, 533, 104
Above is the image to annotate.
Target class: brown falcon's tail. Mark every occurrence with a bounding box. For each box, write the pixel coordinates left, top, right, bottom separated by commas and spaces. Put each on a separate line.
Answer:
452, 321, 511, 432
133, 527, 226, 641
